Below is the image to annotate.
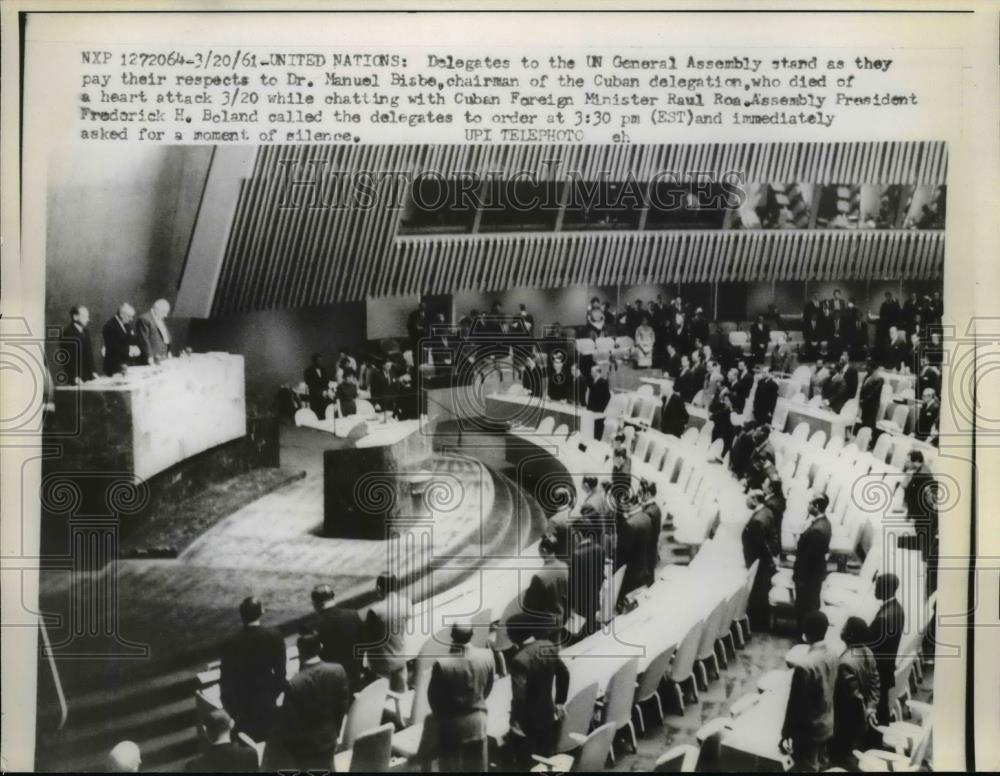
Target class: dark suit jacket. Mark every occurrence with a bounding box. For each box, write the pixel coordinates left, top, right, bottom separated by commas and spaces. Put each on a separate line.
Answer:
831, 646, 880, 759
219, 625, 287, 740
310, 605, 364, 690
369, 368, 395, 408
728, 430, 756, 479
742, 505, 778, 576
510, 639, 570, 747
781, 642, 839, 746
101, 315, 138, 375
867, 598, 905, 682
793, 515, 832, 588
569, 537, 606, 621
279, 660, 350, 764
428, 646, 496, 744
842, 366, 859, 399
617, 509, 655, 595
674, 369, 698, 403
643, 502, 663, 575
304, 366, 330, 401
135, 311, 170, 363
185, 742, 259, 773
752, 376, 779, 424
522, 561, 569, 623
859, 375, 884, 427
660, 394, 689, 438
586, 378, 611, 413
61, 323, 96, 383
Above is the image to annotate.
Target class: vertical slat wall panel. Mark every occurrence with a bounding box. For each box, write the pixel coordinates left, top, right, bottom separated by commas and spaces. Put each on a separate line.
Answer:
208, 142, 947, 314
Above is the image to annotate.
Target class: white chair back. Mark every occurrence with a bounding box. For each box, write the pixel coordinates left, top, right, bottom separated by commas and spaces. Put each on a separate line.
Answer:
341, 678, 389, 750
575, 723, 617, 772
346, 722, 394, 772
555, 682, 599, 754
669, 619, 704, 682
602, 658, 640, 734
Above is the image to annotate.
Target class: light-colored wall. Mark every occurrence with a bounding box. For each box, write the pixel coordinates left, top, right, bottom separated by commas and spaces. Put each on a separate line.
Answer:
366, 294, 420, 341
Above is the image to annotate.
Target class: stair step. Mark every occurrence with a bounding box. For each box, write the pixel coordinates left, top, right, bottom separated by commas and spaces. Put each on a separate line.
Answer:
40, 696, 196, 754
39, 665, 196, 728
44, 723, 199, 774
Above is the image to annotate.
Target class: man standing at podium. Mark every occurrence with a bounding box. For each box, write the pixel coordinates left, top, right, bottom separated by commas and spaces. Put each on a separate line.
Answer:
102, 302, 140, 375
62, 305, 97, 384
136, 298, 172, 364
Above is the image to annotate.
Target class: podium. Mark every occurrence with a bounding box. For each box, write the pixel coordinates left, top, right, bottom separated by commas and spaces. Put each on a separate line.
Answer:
42, 354, 249, 564
49, 353, 247, 482
322, 420, 432, 539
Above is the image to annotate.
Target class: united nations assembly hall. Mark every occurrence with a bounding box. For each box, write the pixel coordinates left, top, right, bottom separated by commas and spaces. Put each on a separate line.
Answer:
37, 141, 944, 773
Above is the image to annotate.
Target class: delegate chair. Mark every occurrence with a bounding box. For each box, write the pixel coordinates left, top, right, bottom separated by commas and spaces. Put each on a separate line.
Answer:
663, 618, 704, 713
332, 723, 395, 772
599, 657, 640, 757
630, 643, 677, 732
531, 723, 617, 773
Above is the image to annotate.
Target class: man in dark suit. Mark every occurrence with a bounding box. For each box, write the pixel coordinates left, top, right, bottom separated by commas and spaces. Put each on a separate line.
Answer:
901, 291, 922, 335
308, 585, 364, 691
831, 617, 881, 768
781, 611, 839, 772
219, 596, 287, 743
867, 574, 905, 724
728, 422, 758, 481
752, 368, 780, 425
659, 391, 689, 438
101, 302, 139, 376
839, 352, 859, 401
368, 359, 397, 415
407, 302, 428, 350
823, 361, 850, 413
568, 529, 606, 639
426, 623, 496, 772
135, 298, 172, 364
277, 632, 350, 770
914, 388, 940, 444
186, 709, 259, 773
506, 614, 570, 764
521, 536, 569, 630
61, 305, 97, 384
639, 479, 662, 577
858, 363, 885, 430
749, 315, 770, 364
586, 365, 611, 439
901, 450, 939, 590
303, 354, 331, 421
689, 350, 707, 397
803, 292, 823, 323
732, 358, 754, 413
672, 355, 696, 403
877, 291, 901, 341
792, 494, 832, 630
616, 498, 655, 597
742, 490, 779, 632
